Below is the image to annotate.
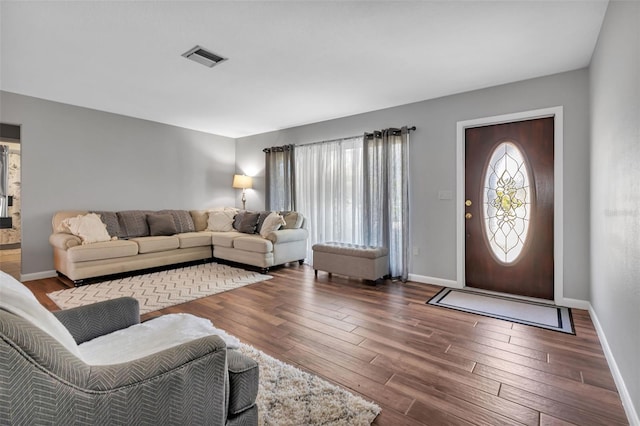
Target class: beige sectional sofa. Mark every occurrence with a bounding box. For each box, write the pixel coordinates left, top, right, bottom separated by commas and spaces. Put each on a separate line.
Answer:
50, 209, 308, 285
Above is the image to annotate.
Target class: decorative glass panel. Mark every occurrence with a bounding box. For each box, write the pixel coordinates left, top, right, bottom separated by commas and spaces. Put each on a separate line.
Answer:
483, 142, 531, 263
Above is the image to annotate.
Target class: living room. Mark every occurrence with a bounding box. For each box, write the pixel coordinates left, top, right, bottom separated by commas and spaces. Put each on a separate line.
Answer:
1, 1, 638, 425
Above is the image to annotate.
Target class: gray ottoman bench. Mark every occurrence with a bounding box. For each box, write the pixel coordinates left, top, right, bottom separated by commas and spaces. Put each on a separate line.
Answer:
312, 242, 389, 281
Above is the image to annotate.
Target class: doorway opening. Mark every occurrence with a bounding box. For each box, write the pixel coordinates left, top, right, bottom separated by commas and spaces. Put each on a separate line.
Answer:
456, 107, 564, 304
0, 123, 21, 281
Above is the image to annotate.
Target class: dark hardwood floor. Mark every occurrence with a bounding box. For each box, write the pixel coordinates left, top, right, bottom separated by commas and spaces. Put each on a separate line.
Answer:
26, 264, 628, 425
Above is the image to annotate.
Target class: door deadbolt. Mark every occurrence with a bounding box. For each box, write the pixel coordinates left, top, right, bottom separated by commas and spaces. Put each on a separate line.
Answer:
465, 212, 472, 219
465, 200, 472, 206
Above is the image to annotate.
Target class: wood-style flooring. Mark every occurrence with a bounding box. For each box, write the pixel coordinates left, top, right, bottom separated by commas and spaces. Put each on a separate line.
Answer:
0, 248, 21, 281
25, 264, 628, 426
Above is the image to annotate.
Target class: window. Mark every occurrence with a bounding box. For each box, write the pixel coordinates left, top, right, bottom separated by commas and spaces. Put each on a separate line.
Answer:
483, 142, 531, 263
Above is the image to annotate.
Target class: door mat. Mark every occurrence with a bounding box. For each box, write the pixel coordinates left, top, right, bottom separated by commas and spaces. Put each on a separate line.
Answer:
427, 288, 574, 334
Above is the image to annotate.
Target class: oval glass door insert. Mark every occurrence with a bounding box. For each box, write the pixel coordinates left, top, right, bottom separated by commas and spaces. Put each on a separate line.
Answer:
483, 142, 532, 263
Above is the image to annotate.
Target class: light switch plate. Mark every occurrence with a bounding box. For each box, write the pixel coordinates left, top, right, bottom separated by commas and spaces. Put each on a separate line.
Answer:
438, 190, 453, 200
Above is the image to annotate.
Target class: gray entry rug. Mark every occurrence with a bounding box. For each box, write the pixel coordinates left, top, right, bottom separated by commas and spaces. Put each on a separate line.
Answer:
237, 343, 380, 425
48, 262, 272, 314
427, 288, 574, 334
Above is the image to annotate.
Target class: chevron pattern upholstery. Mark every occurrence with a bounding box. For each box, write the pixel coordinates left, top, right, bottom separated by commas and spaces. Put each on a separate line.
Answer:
0, 299, 259, 425
53, 297, 141, 344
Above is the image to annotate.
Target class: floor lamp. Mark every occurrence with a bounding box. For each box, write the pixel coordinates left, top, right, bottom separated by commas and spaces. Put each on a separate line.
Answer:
232, 174, 253, 210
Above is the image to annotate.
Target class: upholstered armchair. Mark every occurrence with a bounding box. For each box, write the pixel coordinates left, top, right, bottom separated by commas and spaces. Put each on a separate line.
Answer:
0, 272, 258, 425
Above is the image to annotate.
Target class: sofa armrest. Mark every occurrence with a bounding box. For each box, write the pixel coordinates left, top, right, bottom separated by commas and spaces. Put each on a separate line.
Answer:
2, 313, 229, 424
227, 349, 259, 416
49, 232, 81, 250
53, 297, 140, 344
265, 228, 309, 244
86, 335, 227, 390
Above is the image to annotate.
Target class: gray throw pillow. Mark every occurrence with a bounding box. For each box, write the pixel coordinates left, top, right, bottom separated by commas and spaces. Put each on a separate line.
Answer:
158, 209, 195, 233
255, 210, 272, 234
147, 214, 178, 236
117, 210, 151, 238
91, 211, 121, 237
233, 211, 260, 234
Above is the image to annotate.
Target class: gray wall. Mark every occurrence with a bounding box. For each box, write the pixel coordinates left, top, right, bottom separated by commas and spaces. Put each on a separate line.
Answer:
237, 69, 591, 300
590, 0, 640, 420
0, 91, 236, 276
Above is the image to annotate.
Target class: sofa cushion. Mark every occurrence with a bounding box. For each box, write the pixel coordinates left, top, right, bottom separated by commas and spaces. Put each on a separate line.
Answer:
147, 214, 178, 236
259, 212, 286, 238
66, 240, 139, 262
233, 211, 260, 234
233, 236, 274, 254
0, 271, 82, 359
207, 210, 236, 232
63, 213, 112, 245
117, 210, 151, 238
130, 236, 180, 254
280, 211, 304, 229
91, 211, 121, 237
177, 232, 214, 249
158, 210, 195, 233
211, 232, 243, 248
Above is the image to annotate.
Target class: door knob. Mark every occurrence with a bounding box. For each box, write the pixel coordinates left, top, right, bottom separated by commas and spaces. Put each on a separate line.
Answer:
465, 200, 472, 206
465, 213, 472, 219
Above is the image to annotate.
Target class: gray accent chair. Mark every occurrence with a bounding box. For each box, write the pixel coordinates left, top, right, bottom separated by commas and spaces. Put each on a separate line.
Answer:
0, 296, 259, 425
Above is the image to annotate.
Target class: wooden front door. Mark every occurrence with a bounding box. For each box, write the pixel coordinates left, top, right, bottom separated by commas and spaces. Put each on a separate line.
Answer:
464, 118, 554, 299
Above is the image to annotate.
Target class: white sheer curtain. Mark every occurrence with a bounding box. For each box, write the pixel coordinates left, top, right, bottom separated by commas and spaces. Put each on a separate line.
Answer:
363, 127, 410, 281
295, 137, 364, 262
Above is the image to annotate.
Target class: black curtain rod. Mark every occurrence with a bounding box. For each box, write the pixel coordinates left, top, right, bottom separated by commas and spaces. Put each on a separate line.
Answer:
263, 126, 416, 151
300, 126, 416, 147
364, 126, 416, 139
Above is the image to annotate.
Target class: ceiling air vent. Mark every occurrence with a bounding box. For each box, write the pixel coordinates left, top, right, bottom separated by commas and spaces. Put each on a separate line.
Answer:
182, 45, 227, 68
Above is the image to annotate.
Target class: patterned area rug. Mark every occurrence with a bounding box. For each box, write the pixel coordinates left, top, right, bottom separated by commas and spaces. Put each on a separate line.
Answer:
48, 262, 272, 314
238, 343, 381, 425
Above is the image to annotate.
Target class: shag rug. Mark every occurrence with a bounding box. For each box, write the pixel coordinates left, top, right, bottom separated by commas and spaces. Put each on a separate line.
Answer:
237, 343, 381, 425
48, 262, 272, 314
427, 288, 574, 334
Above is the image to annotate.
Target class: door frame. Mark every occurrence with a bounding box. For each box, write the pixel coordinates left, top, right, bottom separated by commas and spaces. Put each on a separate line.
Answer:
456, 106, 563, 304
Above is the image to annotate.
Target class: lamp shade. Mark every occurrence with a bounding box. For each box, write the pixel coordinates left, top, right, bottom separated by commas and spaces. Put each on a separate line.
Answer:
232, 174, 253, 189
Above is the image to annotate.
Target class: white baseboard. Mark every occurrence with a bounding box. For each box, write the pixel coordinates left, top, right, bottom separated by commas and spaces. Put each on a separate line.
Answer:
20, 270, 57, 282
589, 304, 639, 426
407, 274, 460, 288
558, 297, 591, 310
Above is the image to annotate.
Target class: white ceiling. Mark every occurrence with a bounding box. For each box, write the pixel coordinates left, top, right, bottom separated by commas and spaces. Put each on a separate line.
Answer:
1, 1, 608, 138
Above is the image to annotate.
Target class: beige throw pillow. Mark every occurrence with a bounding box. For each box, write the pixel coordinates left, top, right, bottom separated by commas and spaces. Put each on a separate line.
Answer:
281, 211, 304, 229
63, 213, 112, 245
207, 210, 236, 232
259, 212, 286, 238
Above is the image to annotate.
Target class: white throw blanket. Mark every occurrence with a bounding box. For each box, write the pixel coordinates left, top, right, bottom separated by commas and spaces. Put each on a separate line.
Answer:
1, 271, 238, 366
79, 313, 241, 365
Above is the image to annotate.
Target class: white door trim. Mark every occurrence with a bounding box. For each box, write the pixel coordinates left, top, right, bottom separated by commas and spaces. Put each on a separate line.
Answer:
456, 106, 564, 304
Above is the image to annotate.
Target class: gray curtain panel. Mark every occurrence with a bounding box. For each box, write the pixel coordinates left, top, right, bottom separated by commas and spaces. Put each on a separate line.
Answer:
264, 144, 296, 211
363, 126, 410, 281
0, 145, 8, 217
